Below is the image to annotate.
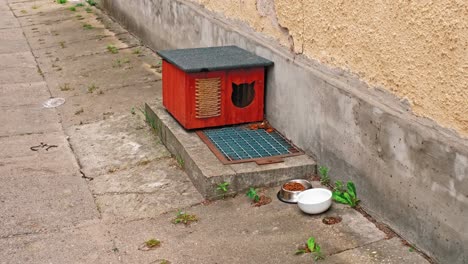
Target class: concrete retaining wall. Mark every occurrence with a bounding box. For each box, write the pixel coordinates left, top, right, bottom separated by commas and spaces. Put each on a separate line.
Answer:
99, 0, 468, 263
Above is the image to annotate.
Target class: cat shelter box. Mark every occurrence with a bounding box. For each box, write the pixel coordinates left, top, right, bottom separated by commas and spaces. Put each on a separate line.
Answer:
157, 46, 273, 130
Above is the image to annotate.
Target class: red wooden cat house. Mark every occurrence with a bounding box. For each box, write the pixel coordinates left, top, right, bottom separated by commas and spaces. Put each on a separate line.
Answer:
157, 46, 273, 130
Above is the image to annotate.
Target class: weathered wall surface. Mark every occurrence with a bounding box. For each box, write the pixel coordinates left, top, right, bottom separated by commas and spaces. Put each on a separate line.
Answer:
99, 0, 468, 263
193, 0, 468, 136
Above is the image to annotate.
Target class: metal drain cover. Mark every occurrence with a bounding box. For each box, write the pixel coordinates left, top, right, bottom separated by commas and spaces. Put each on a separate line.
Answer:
197, 125, 303, 164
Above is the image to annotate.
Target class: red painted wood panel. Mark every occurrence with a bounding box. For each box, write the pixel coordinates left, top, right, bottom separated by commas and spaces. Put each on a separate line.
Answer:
162, 60, 265, 130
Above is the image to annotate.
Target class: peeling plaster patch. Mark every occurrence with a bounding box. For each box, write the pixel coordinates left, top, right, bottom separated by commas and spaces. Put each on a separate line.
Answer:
432, 180, 457, 198
432, 180, 468, 204
454, 153, 468, 181
387, 123, 413, 176
188, 0, 468, 135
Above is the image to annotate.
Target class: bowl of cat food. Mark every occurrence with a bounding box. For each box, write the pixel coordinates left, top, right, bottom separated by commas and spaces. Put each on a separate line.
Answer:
277, 179, 312, 203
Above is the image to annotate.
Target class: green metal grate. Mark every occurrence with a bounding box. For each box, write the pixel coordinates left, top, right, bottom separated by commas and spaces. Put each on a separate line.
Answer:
197, 126, 302, 164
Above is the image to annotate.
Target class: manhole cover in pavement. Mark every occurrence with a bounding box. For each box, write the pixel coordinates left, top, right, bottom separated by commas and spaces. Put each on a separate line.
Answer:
42, 98, 65, 108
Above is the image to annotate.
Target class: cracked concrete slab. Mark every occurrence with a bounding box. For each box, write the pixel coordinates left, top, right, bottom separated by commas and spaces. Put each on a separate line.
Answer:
0, 28, 30, 54
322, 238, 429, 264
0, 131, 73, 160
0, 173, 99, 237
0, 106, 62, 136
0, 66, 43, 85
108, 187, 386, 263
22, 17, 114, 50
39, 50, 159, 96
9, 0, 68, 17
33, 34, 128, 62
66, 114, 171, 177
0, 82, 50, 107
91, 158, 203, 220
0, 130, 80, 178
0, 51, 37, 68
0, 10, 20, 29
17, 6, 95, 27
0, 223, 119, 264
56, 81, 161, 128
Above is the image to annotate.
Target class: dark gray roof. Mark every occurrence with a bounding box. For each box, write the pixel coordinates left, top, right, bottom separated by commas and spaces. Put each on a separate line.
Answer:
157, 46, 273, 73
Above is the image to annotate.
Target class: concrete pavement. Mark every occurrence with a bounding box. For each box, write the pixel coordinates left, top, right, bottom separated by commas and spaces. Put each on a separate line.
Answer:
0, 0, 432, 263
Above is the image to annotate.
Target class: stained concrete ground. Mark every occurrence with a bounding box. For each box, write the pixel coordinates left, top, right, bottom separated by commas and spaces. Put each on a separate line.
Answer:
0, 0, 432, 263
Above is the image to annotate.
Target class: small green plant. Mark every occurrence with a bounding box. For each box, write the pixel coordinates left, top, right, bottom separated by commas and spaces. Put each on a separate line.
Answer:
82, 23, 93, 30
86, 0, 96, 6
295, 237, 325, 261
332, 180, 359, 208
32, 5, 39, 9
68, 6, 76, 11
59, 83, 71, 91
59, 41, 66, 48
113, 58, 130, 68
318, 166, 330, 186
173, 210, 198, 225
216, 182, 230, 193
175, 155, 184, 168
133, 48, 141, 55
85, 7, 92, 13
87, 84, 98, 93
75, 108, 84, 115
130, 107, 136, 115
75, 3, 84, 7
246, 187, 260, 202
107, 45, 118, 54
144, 239, 161, 248
76, 14, 84, 20
139, 107, 156, 129
56, 0, 67, 4
20, 10, 27, 14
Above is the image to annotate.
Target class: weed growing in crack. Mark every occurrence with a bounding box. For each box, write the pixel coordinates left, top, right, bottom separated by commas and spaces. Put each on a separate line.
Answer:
32, 5, 39, 9
295, 237, 325, 261
145, 239, 161, 248
137, 159, 151, 166
173, 210, 198, 225
20, 10, 27, 14
246, 187, 260, 202
87, 84, 98, 93
56, 0, 67, 4
133, 48, 142, 55
107, 45, 118, 54
59, 83, 72, 91
59, 41, 66, 48
175, 155, 184, 168
82, 23, 93, 30
318, 166, 330, 186
68, 6, 76, 11
332, 181, 359, 208
75, 3, 84, 7
216, 182, 230, 193
74, 108, 84, 115
113, 58, 130, 68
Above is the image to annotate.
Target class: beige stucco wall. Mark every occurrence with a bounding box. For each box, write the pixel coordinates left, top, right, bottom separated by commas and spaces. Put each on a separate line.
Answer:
193, 0, 468, 136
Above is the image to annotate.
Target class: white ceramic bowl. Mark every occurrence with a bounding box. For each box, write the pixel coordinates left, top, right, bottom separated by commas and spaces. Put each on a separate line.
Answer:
297, 188, 332, 214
